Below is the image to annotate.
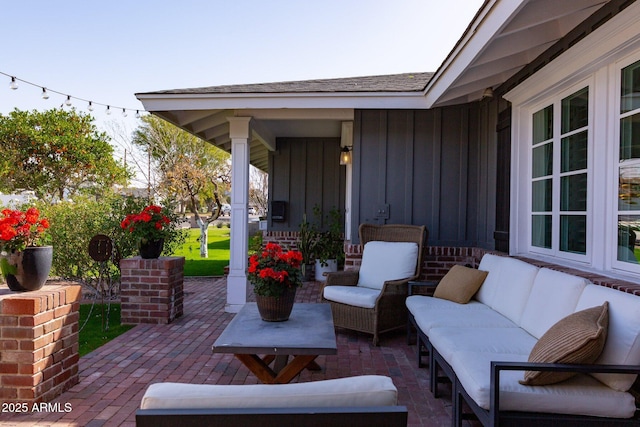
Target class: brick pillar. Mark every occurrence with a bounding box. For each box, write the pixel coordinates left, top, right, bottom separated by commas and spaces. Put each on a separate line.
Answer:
120, 257, 185, 325
0, 282, 82, 403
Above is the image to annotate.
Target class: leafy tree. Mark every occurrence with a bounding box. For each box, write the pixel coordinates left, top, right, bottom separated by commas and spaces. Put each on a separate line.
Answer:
132, 115, 230, 258
0, 108, 130, 201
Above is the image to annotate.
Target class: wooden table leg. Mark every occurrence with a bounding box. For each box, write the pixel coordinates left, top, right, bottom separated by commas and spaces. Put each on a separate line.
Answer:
273, 355, 318, 383
235, 354, 320, 384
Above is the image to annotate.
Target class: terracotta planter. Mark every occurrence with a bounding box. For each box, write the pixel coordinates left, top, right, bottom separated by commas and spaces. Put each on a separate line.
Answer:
0, 246, 53, 292
139, 238, 164, 259
255, 287, 297, 321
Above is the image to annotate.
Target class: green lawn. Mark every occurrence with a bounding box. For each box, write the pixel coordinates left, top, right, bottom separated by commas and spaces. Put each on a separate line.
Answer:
78, 304, 134, 356
172, 227, 231, 276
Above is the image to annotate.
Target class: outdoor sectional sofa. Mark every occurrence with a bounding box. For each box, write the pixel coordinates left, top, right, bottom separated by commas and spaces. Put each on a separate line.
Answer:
406, 253, 640, 426
136, 375, 407, 427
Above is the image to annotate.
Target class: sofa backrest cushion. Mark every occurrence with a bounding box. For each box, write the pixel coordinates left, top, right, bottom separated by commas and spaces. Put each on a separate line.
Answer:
358, 241, 418, 290
433, 265, 488, 304
476, 254, 539, 324
576, 284, 640, 391
520, 268, 589, 338
140, 375, 398, 410
519, 302, 609, 386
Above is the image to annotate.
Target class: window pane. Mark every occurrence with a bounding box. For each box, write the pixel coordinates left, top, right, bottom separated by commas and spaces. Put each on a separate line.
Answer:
620, 113, 640, 160
621, 59, 640, 113
532, 215, 552, 249
560, 215, 586, 254
619, 164, 640, 210
533, 143, 553, 178
560, 173, 587, 211
532, 179, 552, 212
561, 131, 587, 172
617, 216, 640, 264
561, 87, 589, 134
533, 105, 553, 144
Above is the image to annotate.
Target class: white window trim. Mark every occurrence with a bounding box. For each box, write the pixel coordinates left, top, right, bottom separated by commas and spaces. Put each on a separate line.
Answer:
505, 2, 640, 280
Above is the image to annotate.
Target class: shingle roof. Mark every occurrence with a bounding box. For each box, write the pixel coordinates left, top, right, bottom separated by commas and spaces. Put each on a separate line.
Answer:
142, 72, 433, 95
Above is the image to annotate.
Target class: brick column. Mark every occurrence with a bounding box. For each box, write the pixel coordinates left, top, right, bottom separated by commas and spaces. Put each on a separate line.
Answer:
0, 282, 82, 403
120, 257, 185, 325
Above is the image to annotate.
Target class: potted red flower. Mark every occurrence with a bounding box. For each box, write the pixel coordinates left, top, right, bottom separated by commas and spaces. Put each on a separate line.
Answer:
121, 205, 172, 259
247, 242, 303, 321
0, 207, 52, 291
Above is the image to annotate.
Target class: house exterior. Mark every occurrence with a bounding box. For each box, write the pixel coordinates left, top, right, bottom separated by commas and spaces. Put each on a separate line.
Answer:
136, 0, 640, 311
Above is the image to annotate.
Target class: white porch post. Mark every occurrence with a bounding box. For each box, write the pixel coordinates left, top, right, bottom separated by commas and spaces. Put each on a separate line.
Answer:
226, 117, 252, 313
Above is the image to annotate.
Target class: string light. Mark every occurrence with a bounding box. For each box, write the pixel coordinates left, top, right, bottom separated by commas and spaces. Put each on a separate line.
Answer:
1, 71, 145, 118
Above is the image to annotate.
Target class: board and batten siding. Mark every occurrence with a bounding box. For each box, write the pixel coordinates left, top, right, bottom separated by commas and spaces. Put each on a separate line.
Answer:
352, 105, 499, 249
268, 137, 345, 231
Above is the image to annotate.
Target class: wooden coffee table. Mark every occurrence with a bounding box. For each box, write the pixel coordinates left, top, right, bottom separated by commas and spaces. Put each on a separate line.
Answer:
212, 303, 337, 384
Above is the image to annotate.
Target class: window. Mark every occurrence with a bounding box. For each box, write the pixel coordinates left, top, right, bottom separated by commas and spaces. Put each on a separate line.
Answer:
617, 59, 640, 266
530, 88, 589, 258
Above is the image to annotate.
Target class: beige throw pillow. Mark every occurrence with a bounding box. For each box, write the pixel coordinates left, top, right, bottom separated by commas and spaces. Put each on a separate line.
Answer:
433, 265, 488, 304
520, 302, 609, 386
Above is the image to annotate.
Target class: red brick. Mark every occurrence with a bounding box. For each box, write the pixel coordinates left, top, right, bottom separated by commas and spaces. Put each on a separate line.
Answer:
1, 298, 41, 315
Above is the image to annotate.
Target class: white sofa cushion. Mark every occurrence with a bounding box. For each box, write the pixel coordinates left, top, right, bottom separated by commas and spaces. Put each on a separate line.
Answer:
357, 241, 418, 290
449, 350, 636, 418
428, 327, 536, 361
407, 296, 517, 335
478, 256, 539, 324
323, 285, 380, 308
520, 268, 589, 338
140, 375, 398, 410
576, 284, 640, 391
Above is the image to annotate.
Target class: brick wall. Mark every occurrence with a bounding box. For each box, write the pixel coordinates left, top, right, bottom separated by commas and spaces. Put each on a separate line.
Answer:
120, 257, 185, 325
0, 282, 82, 403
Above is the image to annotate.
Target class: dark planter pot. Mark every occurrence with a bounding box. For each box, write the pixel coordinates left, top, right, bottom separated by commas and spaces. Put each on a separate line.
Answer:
255, 287, 297, 322
0, 246, 53, 292
139, 238, 164, 259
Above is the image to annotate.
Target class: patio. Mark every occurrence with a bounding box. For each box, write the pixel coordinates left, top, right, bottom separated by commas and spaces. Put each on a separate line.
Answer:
2, 277, 469, 427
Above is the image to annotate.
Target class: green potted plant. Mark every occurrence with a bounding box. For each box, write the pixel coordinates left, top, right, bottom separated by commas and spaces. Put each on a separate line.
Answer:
297, 214, 316, 281
312, 206, 344, 282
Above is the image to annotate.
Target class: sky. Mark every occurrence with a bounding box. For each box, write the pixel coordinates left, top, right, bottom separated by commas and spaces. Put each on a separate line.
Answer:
1, 0, 484, 177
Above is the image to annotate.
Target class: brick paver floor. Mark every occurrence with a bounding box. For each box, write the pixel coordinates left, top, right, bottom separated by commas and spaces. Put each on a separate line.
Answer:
2, 277, 468, 426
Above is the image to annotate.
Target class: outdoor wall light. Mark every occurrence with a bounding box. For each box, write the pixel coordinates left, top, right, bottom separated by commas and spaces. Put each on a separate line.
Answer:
340, 146, 352, 165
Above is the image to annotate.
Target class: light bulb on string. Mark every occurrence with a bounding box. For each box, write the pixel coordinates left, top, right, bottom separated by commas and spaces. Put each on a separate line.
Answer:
105, 106, 111, 115
135, 110, 141, 119
122, 108, 127, 117
41, 88, 49, 100
9, 77, 18, 90
87, 101, 94, 112
65, 95, 72, 106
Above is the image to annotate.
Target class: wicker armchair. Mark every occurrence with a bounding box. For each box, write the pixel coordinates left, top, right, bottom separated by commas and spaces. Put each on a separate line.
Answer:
322, 224, 427, 345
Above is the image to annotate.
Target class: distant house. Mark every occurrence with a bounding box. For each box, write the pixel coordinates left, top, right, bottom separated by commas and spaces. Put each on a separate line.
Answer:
137, 0, 640, 310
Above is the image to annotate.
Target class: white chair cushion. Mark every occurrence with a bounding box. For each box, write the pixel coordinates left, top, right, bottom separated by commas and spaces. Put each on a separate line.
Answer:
323, 285, 380, 309
575, 284, 640, 391
140, 375, 398, 409
520, 268, 589, 338
449, 350, 636, 418
357, 241, 418, 290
